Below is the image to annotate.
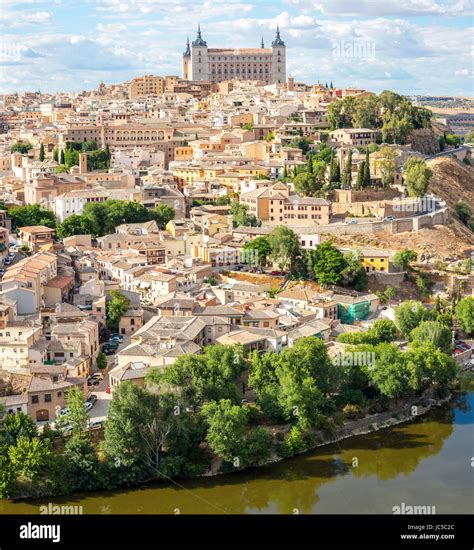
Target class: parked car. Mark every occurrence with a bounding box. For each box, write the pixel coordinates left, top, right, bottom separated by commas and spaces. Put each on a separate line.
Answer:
103, 346, 115, 355
0, 269, 4, 277
3, 257, 12, 266
86, 394, 98, 406
382, 215, 395, 222
90, 372, 104, 381
8, 251, 15, 258
110, 333, 124, 342
58, 406, 69, 417
84, 401, 93, 413
87, 377, 100, 386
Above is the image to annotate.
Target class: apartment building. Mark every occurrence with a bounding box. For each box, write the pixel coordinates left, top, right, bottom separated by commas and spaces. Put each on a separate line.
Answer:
240, 181, 332, 225
330, 128, 377, 147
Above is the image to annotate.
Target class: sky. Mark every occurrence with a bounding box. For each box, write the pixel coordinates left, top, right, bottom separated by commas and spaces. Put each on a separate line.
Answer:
0, 0, 472, 96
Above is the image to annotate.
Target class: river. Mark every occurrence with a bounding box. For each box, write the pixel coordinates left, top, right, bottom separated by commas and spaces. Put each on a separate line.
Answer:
1, 384, 473, 515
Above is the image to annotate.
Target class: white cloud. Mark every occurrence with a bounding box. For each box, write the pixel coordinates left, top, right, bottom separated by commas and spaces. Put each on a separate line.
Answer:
0, 10, 52, 29
284, 0, 472, 17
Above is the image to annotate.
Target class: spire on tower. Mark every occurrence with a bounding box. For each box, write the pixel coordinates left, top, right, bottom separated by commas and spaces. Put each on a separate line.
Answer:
183, 36, 191, 57
272, 25, 285, 47
261, 36, 264, 48
192, 24, 207, 46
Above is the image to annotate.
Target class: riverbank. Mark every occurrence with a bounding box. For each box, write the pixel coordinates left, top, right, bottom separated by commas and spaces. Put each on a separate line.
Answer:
204, 389, 452, 477
2, 384, 471, 514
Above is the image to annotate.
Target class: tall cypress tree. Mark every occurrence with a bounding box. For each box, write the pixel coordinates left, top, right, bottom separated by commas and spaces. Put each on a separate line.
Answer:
39, 143, 45, 162
363, 149, 371, 186
333, 158, 340, 183
356, 161, 365, 189
53, 148, 58, 162
60, 149, 65, 165
342, 150, 352, 186
283, 165, 288, 178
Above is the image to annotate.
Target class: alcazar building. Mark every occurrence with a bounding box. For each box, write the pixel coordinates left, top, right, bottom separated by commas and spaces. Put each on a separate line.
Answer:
182, 26, 286, 85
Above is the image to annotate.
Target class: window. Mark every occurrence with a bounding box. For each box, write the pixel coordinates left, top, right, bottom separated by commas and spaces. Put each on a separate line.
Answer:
32, 395, 39, 404
44, 394, 51, 403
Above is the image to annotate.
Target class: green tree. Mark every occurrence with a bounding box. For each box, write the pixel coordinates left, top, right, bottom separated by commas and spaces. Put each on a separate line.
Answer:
289, 136, 312, 154
363, 149, 371, 186
243, 426, 272, 466
152, 203, 175, 229
64, 435, 101, 491
2, 411, 38, 444
395, 301, 428, 337
96, 351, 107, 370
329, 155, 340, 183
277, 337, 338, 428
56, 215, 95, 239
404, 158, 432, 198
454, 200, 472, 226
312, 240, 346, 287
355, 161, 365, 189
60, 386, 89, 436
60, 149, 65, 165
409, 321, 453, 354
106, 290, 130, 331
8, 204, 57, 230
455, 297, 474, 335
369, 343, 416, 398
52, 148, 59, 162
146, 344, 243, 408
268, 226, 301, 272
404, 343, 457, 394
342, 149, 353, 186
392, 249, 418, 271
11, 142, 32, 154
293, 171, 324, 196
39, 143, 45, 162
82, 202, 108, 236
8, 436, 51, 482
243, 236, 271, 266
340, 251, 368, 291
103, 383, 178, 479
415, 272, 434, 298
376, 146, 397, 186
445, 134, 461, 148
230, 202, 260, 228
200, 399, 248, 463
370, 319, 398, 342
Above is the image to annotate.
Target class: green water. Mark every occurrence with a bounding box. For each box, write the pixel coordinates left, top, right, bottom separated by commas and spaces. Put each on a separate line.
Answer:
1, 388, 473, 515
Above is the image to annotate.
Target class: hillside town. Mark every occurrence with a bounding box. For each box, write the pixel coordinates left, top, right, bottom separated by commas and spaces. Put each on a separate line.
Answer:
0, 27, 473, 503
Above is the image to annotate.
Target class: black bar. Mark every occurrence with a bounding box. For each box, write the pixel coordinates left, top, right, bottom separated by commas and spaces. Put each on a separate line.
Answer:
0, 514, 471, 548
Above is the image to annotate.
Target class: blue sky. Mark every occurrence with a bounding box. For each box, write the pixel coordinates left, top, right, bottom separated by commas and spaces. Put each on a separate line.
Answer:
0, 0, 472, 96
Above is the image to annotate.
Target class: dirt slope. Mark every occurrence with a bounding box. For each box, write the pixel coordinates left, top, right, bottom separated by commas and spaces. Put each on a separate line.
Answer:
427, 156, 474, 212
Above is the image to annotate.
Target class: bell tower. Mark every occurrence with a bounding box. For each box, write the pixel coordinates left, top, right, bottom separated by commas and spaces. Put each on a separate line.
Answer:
271, 25, 286, 85
190, 25, 209, 81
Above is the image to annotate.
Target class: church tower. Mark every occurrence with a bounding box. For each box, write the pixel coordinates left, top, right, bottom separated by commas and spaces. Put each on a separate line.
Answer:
182, 36, 191, 80
190, 25, 209, 81
271, 26, 286, 85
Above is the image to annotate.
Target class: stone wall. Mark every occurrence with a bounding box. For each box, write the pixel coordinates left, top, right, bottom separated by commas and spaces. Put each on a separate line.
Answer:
301, 207, 449, 237
334, 188, 400, 203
